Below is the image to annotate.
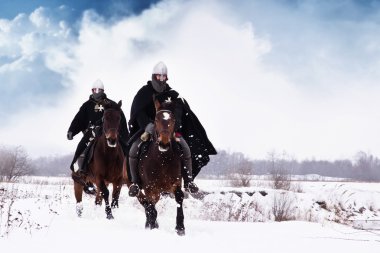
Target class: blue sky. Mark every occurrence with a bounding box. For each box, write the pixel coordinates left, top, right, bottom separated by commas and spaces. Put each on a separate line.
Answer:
1, 0, 380, 160
0, 0, 159, 118
0, 0, 159, 20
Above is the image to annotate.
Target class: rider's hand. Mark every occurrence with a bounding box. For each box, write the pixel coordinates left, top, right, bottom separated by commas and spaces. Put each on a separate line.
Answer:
140, 122, 154, 141
140, 132, 150, 142
67, 131, 73, 140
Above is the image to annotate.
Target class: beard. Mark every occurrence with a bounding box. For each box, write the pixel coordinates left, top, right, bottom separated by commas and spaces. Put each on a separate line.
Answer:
151, 75, 167, 93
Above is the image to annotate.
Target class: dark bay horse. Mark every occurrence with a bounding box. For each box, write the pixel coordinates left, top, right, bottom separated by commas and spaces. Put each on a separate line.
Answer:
73, 100, 125, 219
133, 98, 186, 235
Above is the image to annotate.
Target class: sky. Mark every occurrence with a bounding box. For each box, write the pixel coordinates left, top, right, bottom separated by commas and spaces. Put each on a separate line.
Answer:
1, 0, 380, 161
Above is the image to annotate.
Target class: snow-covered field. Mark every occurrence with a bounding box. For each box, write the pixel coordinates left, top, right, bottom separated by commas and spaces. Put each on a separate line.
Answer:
1, 177, 379, 252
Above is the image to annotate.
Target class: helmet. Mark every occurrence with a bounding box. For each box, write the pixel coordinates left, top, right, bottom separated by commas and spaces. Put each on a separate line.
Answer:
92, 79, 104, 91
152, 61, 168, 76
91, 79, 105, 101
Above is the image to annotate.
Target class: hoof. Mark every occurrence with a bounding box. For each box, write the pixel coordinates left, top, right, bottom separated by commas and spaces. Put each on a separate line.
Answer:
76, 202, 83, 217
145, 221, 159, 229
176, 230, 185, 236
111, 202, 119, 209
184, 182, 199, 194
105, 206, 114, 219
175, 226, 185, 236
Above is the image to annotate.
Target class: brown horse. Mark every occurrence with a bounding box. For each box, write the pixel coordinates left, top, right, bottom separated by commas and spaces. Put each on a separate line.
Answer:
73, 100, 125, 219
132, 98, 186, 235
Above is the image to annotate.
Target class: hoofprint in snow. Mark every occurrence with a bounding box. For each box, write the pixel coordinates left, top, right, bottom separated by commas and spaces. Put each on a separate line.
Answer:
0, 177, 379, 253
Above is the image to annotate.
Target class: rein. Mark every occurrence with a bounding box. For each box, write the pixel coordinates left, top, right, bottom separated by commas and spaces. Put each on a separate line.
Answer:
156, 109, 172, 114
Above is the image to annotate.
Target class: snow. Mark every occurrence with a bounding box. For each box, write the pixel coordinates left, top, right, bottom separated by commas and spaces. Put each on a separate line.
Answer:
1, 178, 380, 252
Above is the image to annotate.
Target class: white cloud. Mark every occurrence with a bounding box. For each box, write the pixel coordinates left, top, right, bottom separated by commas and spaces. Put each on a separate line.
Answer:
29, 7, 50, 28
1, 0, 380, 161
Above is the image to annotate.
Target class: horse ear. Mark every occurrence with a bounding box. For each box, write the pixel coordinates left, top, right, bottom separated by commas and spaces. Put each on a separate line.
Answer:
154, 98, 161, 111
118, 100, 122, 108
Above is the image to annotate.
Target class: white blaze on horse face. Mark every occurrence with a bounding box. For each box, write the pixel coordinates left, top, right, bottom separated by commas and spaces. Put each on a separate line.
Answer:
163, 112, 171, 120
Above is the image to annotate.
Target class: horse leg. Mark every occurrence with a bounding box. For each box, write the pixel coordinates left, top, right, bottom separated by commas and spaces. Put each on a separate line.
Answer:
98, 180, 113, 219
174, 186, 185, 236
95, 186, 102, 206
74, 181, 84, 217
111, 180, 122, 209
143, 201, 159, 229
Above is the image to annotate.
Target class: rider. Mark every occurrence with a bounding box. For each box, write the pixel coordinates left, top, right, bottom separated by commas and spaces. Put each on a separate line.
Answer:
127, 61, 217, 197
67, 79, 129, 193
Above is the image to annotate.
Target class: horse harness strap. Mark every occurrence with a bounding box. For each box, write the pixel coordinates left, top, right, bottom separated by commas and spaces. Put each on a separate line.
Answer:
102, 108, 121, 134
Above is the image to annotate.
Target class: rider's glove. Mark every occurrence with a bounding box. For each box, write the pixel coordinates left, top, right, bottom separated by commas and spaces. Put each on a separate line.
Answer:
67, 131, 73, 140
141, 123, 154, 142
140, 132, 150, 142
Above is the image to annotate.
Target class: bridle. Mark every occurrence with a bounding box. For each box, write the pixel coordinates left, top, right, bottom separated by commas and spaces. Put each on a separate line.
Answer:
102, 108, 121, 136
154, 109, 175, 144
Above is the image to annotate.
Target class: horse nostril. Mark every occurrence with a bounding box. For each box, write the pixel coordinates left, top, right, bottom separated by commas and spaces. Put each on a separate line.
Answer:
159, 135, 170, 145
105, 130, 118, 140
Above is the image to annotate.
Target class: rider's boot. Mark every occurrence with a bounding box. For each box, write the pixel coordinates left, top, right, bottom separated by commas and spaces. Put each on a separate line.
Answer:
128, 155, 140, 197
71, 153, 86, 183
83, 182, 96, 195
73, 150, 96, 195
182, 157, 199, 194
74, 153, 85, 173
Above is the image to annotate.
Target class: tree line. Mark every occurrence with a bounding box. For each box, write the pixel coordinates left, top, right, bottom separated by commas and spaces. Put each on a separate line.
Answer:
201, 150, 380, 182
1, 145, 379, 182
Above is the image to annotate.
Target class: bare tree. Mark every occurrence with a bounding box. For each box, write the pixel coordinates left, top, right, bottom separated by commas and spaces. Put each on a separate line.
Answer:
268, 151, 292, 191
272, 192, 296, 221
230, 156, 253, 187
0, 146, 34, 182
224, 152, 254, 187
354, 151, 380, 182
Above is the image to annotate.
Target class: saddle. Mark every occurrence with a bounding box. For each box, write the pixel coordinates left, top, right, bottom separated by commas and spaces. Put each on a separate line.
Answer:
138, 140, 151, 159
83, 125, 103, 171
85, 140, 97, 168
138, 139, 182, 159
125, 139, 183, 180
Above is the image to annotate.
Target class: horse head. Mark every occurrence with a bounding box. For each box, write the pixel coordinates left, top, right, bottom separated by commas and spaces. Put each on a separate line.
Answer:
102, 100, 122, 148
154, 98, 176, 152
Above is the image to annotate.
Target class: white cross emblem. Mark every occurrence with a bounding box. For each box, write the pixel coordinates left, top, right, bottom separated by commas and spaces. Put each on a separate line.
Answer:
165, 97, 172, 103
95, 104, 104, 112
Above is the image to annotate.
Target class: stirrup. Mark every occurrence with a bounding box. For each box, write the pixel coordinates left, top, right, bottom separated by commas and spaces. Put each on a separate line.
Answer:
128, 184, 140, 197
184, 181, 199, 193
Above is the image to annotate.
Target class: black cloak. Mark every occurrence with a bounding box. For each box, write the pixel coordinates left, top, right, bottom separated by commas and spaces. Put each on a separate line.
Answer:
68, 94, 129, 142
128, 81, 217, 178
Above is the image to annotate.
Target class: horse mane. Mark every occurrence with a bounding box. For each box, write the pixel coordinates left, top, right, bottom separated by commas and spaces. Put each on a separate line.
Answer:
103, 100, 122, 111
153, 94, 176, 112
